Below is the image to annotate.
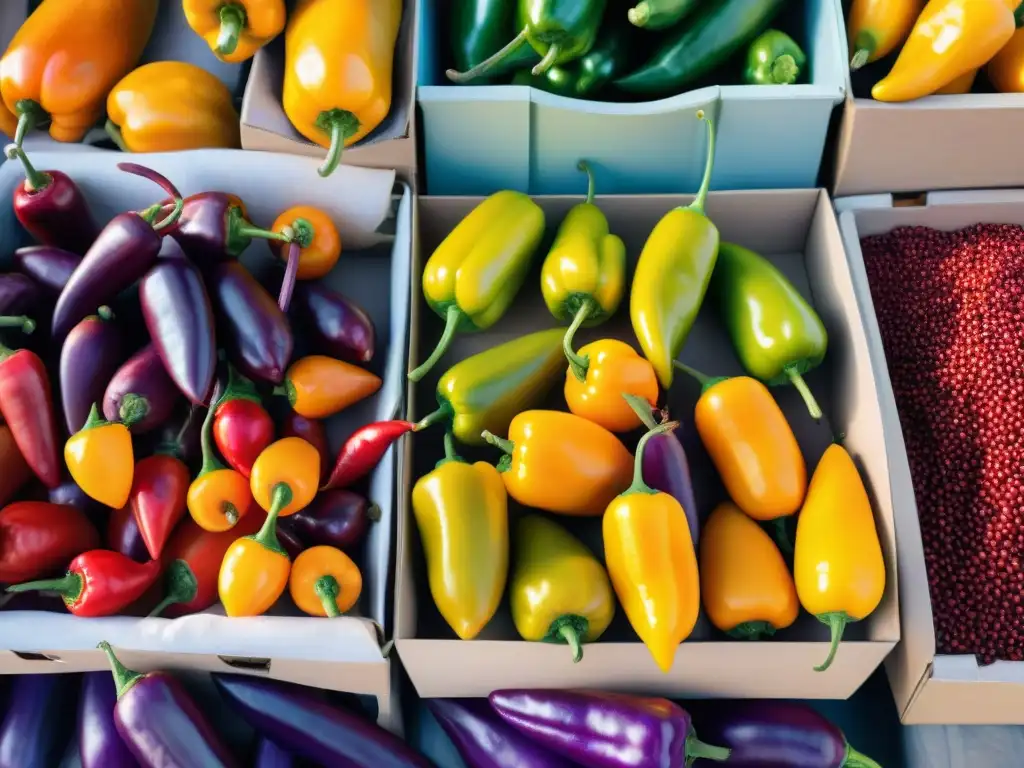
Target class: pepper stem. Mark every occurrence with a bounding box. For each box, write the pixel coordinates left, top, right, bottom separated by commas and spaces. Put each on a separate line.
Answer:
627, 2, 652, 27
844, 742, 884, 768
685, 731, 731, 762
0, 315, 35, 334
814, 612, 850, 672
771, 55, 799, 85
850, 33, 875, 71
315, 109, 361, 178
222, 502, 239, 526
559, 623, 583, 663
6, 571, 82, 601
447, 28, 529, 83
216, 3, 247, 56
250, 484, 292, 556
414, 402, 454, 432
672, 360, 728, 395
4, 144, 50, 193
564, 300, 594, 382
80, 404, 110, 432
105, 120, 129, 152
786, 367, 823, 421
118, 393, 150, 427
409, 305, 462, 382
222, 365, 261, 404
147, 560, 198, 618
533, 43, 560, 76
481, 431, 515, 456
686, 110, 716, 216
436, 431, 465, 468
773, 517, 794, 555
578, 160, 595, 204
315, 575, 342, 617
278, 241, 300, 312
97, 641, 145, 699
623, 397, 679, 496
234, 224, 291, 244
13, 100, 47, 148
198, 396, 226, 475
727, 621, 776, 641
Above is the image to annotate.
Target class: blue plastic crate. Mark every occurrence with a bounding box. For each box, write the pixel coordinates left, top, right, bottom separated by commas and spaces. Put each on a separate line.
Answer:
418, 0, 846, 195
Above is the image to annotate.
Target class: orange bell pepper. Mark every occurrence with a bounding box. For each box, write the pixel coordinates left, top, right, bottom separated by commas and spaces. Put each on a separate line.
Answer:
249, 437, 320, 518
282, 0, 404, 177
699, 501, 799, 639
563, 339, 660, 433
795, 444, 886, 672
603, 403, 699, 673
0, 0, 157, 145
105, 62, 241, 152
482, 410, 633, 517
289, 545, 363, 617
65, 405, 134, 509
183, 0, 286, 63
188, 396, 255, 532
989, 27, 1024, 93
277, 355, 381, 419
271, 205, 342, 281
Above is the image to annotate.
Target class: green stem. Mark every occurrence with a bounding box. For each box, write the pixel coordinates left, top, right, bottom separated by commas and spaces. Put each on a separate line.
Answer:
153, 196, 184, 233
787, 367, 822, 421
564, 300, 594, 382
97, 641, 145, 699
198, 398, 226, 475
6, 571, 82, 601
0, 315, 35, 334
481, 431, 515, 456
672, 360, 728, 395
234, 224, 290, 243
1015, 1, 1024, 27
409, 305, 462, 382
286, 218, 315, 249
771, 54, 799, 85
686, 110, 716, 216
118, 393, 150, 427
814, 612, 850, 672
533, 43, 561, 76
13, 100, 47, 149
850, 33, 875, 71
315, 109, 360, 178
773, 517, 794, 555
623, 408, 680, 496
628, 2, 652, 26
845, 742, 884, 768
558, 623, 583, 663
249, 483, 292, 557
216, 3, 247, 56
414, 402, 454, 432
80, 404, 110, 432
221, 364, 261, 405
4, 144, 50, 193
435, 431, 466, 468
105, 120, 129, 152
685, 731, 731, 762
147, 560, 198, 618
315, 575, 342, 617
366, 503, 382, 522
727, 621, 775, 641
577, 159, 595, 204
447, 28, 529, 83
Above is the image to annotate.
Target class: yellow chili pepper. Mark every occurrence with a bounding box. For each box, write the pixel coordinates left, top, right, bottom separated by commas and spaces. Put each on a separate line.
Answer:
872, 0, 1018, 102
249, 438, 321, 518
847, 0, 925, 70
64, 405, 134, 509
0, 0, 157, 145
989, 27, 1024, 92
278, 355, 382, 419
935, 68, 979, 93
700, 501, 799, 639
412, 433, 508, 640
794, 444, 886, 672
289, 545, 363, 617
105, 62, 241, 152
183, 0, 286, 63
564, 339, 659, 433
604, 397, 700, 673
482, 410, 633, 517
283, 0, 404, 177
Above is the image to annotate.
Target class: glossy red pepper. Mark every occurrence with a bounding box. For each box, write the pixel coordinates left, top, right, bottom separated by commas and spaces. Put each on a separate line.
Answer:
0, 502, 101, 583
323, 420, 413, 490
6, 550, 162, 616
0, 316, 61, 489
212, 366, 274, 478
281, 412, 330, 483
129, 454, 190, 560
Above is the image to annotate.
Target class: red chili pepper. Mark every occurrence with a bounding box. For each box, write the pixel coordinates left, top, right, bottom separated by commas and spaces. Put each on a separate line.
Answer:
129, 454, 190, 560
0, 316, 61, 489
281, 412, 330, 483
0, 502, 101, 583
212, 366, 274, 478
323, 420, 414, 490
5, 550, 162, 617
0, 425, 31, 508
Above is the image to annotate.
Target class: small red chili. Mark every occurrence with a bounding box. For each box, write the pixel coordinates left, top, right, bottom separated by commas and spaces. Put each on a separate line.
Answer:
212, 366, 274, 478
323, 420, 414, 490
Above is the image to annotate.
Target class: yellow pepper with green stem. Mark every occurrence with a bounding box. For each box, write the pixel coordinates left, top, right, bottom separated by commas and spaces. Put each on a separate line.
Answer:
183, 0, 286, 63
65, 405, 134, 509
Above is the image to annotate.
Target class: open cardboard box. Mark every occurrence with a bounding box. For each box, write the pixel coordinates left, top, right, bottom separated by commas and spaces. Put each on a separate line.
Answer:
395, 189, 900, 698
0, 150, 413, 733
836, 189, 1024, 725
239, 0, 418, 181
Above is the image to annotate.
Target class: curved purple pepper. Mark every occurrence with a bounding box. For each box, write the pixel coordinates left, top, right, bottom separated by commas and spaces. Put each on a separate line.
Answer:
60, 306, 126, 433
104, 345, 181, 434
428, 699, 574, 768
50, 478, 107, 528
489, 689, 731, 768
0, 273, 42, 315
79, 671, 139, 768
291, 282, 375, 363
171, 192, 289, 264
107, 505, 150, 564
254, 737, 294, 768
0, 674, 76, 768
139, 239, 217, 405
14, 245, 81, 295
289, 489, 378, 552
99, 642, 237, 768
642, 424, 699, 546
209, 261, 293, 384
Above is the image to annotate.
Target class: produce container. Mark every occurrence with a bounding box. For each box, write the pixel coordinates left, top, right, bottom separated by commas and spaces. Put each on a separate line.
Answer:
836, 190, 1024, 725
395, 188, 900, 699
0, 149, 413, 733
239, 0, 419, 180
417, 0, 846, 196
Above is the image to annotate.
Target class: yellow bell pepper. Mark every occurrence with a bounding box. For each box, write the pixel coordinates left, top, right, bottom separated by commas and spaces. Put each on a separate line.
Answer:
183, 0, 286, 63
847, 0, 925, 70
412, 433, 509, 640
283, 0, 403, 177
64, 405, 134, 509
106, 62, 241, 153
794, 444, 886, 672
989, 27, 1024, 92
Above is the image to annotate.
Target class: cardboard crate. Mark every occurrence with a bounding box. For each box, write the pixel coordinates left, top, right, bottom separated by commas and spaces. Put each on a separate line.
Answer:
395, 189, 900, 698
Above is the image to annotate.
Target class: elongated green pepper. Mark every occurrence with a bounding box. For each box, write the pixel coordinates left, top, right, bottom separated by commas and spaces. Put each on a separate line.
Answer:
410, 191, 545, 383
711, 242, 828, 420
512, 65, 580, 96
452, 0, 541, 81
575, 19, 639, 96
627, 0, 702, 30
415, 328, 566, 445
744, 29, 807, 85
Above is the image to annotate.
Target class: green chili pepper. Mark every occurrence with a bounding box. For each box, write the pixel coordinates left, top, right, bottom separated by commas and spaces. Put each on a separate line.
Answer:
512, 65, 581, 96
575, 20, 639, 96
451, 0, 542, 81
743, 29, 807, 85
627, 0, 702, 30
414, 328, 567, 445
447, 0, 609, 82
616, 0, 787, 95
710, 242, 828, 421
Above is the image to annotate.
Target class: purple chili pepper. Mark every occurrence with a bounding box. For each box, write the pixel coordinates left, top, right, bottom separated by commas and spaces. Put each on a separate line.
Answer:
170, 192, 287, 264
103, 345, 181, 434
0, 674, 76, 768
0, 273, 41, 315
60, 306, 125, 434
107, 505, 150, 564
291, 282, 375, 363
79, 671, 139, 768
643, 424, 699, 545
254, 737, 294, 768
14, 245, 81, 295
49, 478, 107, 528
288, 489, 378, 552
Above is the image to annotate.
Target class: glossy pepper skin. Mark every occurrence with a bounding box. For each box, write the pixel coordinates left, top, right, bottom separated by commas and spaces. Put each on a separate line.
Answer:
288, 489, 378, 551
0, 0, 157, 145
452, 0, 542, 81
712, 242, 828, 420
130, 455, 190, 560
103, 344, 181, 433
254, 738, 293, 768
490, 690, 731, 768
107, 504, 150, 564
291, 282, 375, 364
484, 410, 633, 516
512, 65, 581, 95
324, 420, 414, 490
173, 192, 287, 264
270, 206, 342, 282
188, 394, 255, 533
627, 0, 701, 29
989, 27, 1024, 93
60, 306, 125, 434
0, 501, 100, 583
872, 0, 1019, 101
847, 0, 925, 70
0, 426, 31, 507
283, 0, 403, 177
700, 501, 799, 639
66, 405, 136, 509
213, 366, 274, 477
279, 355, 382, 419
410, 192, 545, 382
0, 675, 76, 768
573, 21, 639, 96
0, 274, 40, 315
631, 112, 719, 389
413, 433, 508, 639
184, 0, 286, 63
511, 514, 614, 662
744, 29, 807, 85
281, 412, 330, 482
640, 419, 700, 546
289, 545, 362, 617
15, 245, 82, 294
79, 671, 139, 768
795, 444, 886, 672
415, 328, 566, 445
565, 339, 659, 433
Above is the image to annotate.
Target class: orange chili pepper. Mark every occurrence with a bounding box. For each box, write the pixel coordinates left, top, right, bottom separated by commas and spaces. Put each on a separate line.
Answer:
187, 395, 254, 532
277, 355, 381, 419
249, 437, 321, 518
65, 405, 134, 509
182, 0, 286, 63
289, 545, 363, 617
989, 27, 1024, 93
564, 339, 659, 433
271, 206, 342, 281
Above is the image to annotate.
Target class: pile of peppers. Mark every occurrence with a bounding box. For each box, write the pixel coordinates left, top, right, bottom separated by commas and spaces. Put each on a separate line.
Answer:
408, 110, 887, 675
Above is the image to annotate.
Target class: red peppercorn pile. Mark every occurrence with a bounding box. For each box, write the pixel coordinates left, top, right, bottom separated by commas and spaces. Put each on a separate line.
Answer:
862, 223, 1024, 664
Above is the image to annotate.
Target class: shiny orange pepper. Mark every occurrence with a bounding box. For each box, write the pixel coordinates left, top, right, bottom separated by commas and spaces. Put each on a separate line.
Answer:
0, 0, 157, 145
65, 405, 134, 509
278, 355, 382, 419
0, 102, 16, 143
289, 545, 363, 617
989, 27, 1024, 93
271, 205, 342, 281
482, 410, 633, 517
182, 0, 286, 63
249, 437, 321, 518
188, 398, 254, 532
564, 339, 659, 433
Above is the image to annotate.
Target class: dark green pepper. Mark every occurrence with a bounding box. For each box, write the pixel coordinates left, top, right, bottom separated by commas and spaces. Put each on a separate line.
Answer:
616, 0, 787, 95
512, 66, 581, 97
447, 0, 609, 82
710, 242, 828, 420
743, 29, 807, 85
627, 0, 702, 30
576, 20, 639, 96
451, 0, 542, 81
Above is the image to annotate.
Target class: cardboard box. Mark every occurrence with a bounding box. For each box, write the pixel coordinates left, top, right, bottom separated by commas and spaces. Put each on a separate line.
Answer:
395, 189, 900, 699
0, 150, 413, 733
836, 190, 1024, 725
239, 0, 418, 181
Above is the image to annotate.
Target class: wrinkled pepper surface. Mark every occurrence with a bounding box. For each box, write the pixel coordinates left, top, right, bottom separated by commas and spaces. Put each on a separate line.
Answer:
744, 29, 807, 85
411, 192, 545, 382
847, 0, 924, 70
65, 405, 135, 509
183, 0, 287, 62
